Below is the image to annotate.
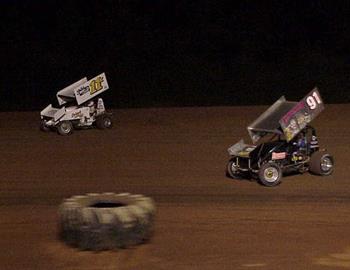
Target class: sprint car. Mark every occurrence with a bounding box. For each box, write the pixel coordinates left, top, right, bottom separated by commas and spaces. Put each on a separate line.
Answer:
227, 88, 334, 187
40, 73, 112, 135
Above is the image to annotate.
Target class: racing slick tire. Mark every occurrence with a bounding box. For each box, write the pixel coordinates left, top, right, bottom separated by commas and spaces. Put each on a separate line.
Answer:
309, 151, 334, 176
227, 159, 244, 179
57, 121, 73, 136
258, 162, 282, 187
96, 114, 113, 129
40, 120, 50, 132
58, 193, 156, 250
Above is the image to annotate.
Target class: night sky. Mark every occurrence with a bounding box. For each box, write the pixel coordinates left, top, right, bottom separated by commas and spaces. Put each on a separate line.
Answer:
1, 1, 350, 111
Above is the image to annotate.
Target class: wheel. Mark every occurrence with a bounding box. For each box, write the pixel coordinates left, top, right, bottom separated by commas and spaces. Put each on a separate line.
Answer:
258, 162, 282, 187
40, 120, 50, 132
57, 121, 73, 136
58, 193, 156, 250
309, 151, 334, 176
96, 115, 112, 129
227, 159, 243, 179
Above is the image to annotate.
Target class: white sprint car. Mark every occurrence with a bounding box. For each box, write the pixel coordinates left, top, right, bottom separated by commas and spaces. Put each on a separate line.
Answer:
40, 73, 112, 135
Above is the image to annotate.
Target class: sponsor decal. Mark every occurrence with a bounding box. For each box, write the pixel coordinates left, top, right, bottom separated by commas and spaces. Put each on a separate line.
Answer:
238, 151, 250, 157
77, 86, 90, 96
272, 152, 286, 160
279, 88, 324, 142
76, 76, 105, 96
72, 110, 83, 118
280, 101, 305, 126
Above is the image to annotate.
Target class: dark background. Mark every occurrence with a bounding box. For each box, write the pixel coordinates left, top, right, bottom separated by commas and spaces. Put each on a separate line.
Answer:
1, 0, 350, 111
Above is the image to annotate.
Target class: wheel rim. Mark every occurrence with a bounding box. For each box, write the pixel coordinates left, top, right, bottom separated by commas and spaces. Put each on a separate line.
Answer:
321, 156, 333, 172
61, 122, 71, 133
104, 118, 111, 127
263, 167, 279, 182
230, 162, 238, 174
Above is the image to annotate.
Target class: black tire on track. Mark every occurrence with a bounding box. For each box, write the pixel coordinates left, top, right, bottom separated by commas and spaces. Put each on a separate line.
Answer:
258, 162, 282, 187
96, 114, 112, 129
309, 151, 334, 176
57, 121, 73, 136
226, 158, 244, 179
58, 193, 156, 250
40, 120, 51, 132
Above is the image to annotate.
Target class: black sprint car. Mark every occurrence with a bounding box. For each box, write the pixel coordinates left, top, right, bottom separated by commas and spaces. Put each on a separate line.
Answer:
227, 88, 334, 187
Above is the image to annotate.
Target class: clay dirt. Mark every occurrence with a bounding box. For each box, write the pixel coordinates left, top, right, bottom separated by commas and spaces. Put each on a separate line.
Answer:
0, 105, 350, 269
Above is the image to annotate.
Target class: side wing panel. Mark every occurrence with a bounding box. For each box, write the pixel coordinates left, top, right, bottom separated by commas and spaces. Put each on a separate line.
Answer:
57, 78, 87, 105
74, 73, 109, 105
279, 88, 324, 141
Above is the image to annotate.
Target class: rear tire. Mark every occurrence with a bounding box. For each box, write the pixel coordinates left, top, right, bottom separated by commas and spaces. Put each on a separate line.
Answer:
57, 121, 73, 136
258, 162, 282, 187
309, 151, 334, 176
96, 114, 112, 129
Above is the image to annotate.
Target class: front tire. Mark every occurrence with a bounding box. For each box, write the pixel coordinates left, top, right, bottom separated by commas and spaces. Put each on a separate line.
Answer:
309, 151, 334, 176
227, 158, 243, 179
40, 120, 50, 132
57, 121, 73, 136
96, 114, 112, 129
258, 162, 282, 187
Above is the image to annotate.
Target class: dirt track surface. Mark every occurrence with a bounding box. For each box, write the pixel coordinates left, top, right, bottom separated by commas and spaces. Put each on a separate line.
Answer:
1, 105, 350, 270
